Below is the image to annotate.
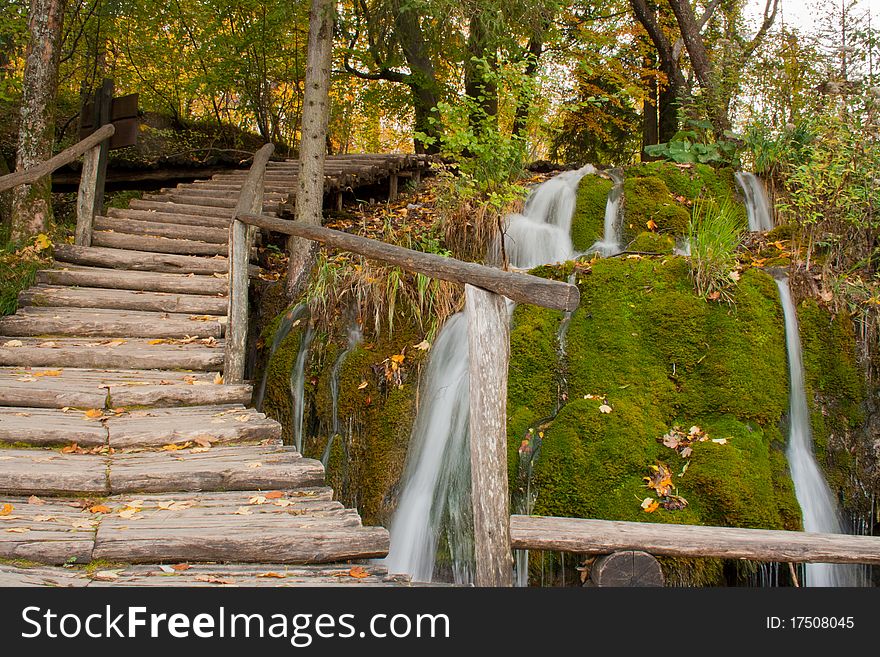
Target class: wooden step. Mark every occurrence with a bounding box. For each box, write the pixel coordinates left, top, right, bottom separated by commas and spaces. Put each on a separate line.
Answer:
104, 404, 281, 448
106, 207, 232, 230
0, 337, 224, 371
0, 368, 248, 409
129, 198, 234, 219
0, 406, 107, 447
20, 285, 227, 315
0, 307, 225, 339
94, 216, 229, 244
0, 445, 323, 496
169, 186, 287, 201
53, 244, 230, 275
92, 230, 229, 256
37, 266, 227, 295
0, 495, 98, 564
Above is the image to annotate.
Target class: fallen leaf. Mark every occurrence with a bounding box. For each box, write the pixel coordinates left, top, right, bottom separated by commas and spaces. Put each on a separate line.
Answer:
33, 370, 62, 377
27, 495, 45, 506
711, 438, 728, 445
414, 340, 431, 351
194, 576, 233, 585
158, 565, 176, 573
84, 409, 104, 419
89, 505, 111, 514
641, 498, 660, 513
248, 495, 268, 505
265, 491, 284, 499
598, 404, 613, 414
6, 527, 30, 533
349, 566, 370, 579
707, 291, 721, 301
103, 339, 126, 348
70, 519, 95, 529
118, 508, 140, 520
92, 570, 120, 581
234, 506, 252, 515
2, 340, 24, 348
33, 515, 55, 522
357, 380, 368, 390
258, 572, 286, 578
33, 233, 52, 251
193, 437, 214, 448
247, 462, 262, 469
161, 443, 188, 451
171, 563, 191, 572
0, 504, 13, 516
214, 373, 224, 385
646, 219, 658, 231
38, 341, 56, 348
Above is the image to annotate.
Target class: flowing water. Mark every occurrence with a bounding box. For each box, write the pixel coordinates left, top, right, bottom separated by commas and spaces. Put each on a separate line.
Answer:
254, 303, 309, 411
776, 277, 862, 587
592, 169, 625, 257
736, 172, 774, 232
386, 166, 600, 583
290, 322, 315, 454
322, 322, 363, 467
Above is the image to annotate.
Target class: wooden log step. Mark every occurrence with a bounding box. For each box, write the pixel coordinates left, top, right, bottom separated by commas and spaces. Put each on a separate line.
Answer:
94, 216, 229, 244
129, 198, 234, 219
37, 265, 227, 295
0, 337, 224, 371
145, 193, 281, 215
92, 490, 389, 564
176, 185, 288, 200
105, 404, 281, 448
0, 495, 96, 565
0, 564, 89, 587
0, 367, 247, 409
0, 307, 225, 339
92, 230, 229, 256
108, 445, 324, 494
20, 285, 227, 315
106, 207, 232, 230
0, 406, 107, 447
0, 450, 108, 496
53, 244, 230, 275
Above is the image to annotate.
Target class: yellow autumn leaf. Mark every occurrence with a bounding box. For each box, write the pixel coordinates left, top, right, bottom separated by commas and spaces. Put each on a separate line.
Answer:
161, 443, 188, 451
646, 219, 658, 231
357, 380, 368, 390
258, 572, 286, 578
390, 353, 405, 365
349, 566, 370, 579
84, 409, 104, 419
641, 498, 660, 513
33, 370, 62, 377
89, 505, 111, 514
0, 503, 13, 516
33, 233, 52, 252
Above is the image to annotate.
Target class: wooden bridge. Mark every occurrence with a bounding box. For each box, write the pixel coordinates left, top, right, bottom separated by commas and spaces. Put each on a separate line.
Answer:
0, 130, 429, 586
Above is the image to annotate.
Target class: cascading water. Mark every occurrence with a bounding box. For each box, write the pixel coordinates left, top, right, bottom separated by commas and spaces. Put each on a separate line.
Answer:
290, 322, 315, 454
386, 166, 598, 583
322, 322, 363, 467
775, 277, 862, 587
592, 169, 625, 257
736, 172, 774, 232
254, 303, 308, 411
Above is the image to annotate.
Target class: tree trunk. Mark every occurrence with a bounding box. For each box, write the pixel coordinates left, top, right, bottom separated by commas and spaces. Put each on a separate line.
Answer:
464, 10, 498, 133
286, 0, 335, 300
11, 0, 65, 245
658, 63, 682, 143
641, 51, 659, 154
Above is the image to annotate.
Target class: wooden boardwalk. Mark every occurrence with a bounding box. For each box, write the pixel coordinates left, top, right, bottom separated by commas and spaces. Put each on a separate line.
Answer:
0, 154, 429, 586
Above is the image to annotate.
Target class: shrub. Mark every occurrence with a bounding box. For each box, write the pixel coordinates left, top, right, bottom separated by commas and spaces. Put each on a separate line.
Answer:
687, 197, 743, 302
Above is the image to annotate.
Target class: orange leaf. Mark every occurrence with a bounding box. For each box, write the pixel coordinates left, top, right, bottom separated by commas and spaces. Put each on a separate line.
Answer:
33, 370, 62, 377
349, 566, 370, 579
61, 443, 79, 454
89, 504, 111, 514
0, 503, 13, 516
171, 563, 191, 571
258, 572, 286, 578
84, 409, 104, 419
265, 491, 284, 499
646, 219, 658, 231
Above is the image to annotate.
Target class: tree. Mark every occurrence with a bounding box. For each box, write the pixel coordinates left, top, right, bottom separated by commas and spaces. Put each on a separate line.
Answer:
287, 0, 334, 299
11, 0, 66, 244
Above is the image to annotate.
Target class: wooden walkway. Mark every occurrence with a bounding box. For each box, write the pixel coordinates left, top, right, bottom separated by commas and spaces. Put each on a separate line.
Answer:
0, 154, 429, 586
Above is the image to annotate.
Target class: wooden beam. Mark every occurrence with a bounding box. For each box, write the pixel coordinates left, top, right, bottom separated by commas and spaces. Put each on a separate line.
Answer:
388, 173, 398, 201
510, 515, 880, 565
239, 214, 580, 312
467, 285, 513, 586
0, 124, 114, 194
74, 144, 100, 246
224, 143, 275, 384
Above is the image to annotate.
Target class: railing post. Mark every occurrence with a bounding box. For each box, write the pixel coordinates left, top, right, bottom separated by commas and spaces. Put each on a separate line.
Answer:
74, 144, 101, 246
465, 283, 514, 586
224, 143, 275, 384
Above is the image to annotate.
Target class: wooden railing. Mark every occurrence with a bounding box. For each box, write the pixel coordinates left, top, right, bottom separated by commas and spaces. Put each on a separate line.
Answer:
227, 147, 580, 586
0, 123, 115, 247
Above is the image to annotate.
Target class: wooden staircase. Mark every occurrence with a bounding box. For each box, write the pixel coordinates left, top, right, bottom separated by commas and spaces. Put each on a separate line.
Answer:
0, 160, 418, 585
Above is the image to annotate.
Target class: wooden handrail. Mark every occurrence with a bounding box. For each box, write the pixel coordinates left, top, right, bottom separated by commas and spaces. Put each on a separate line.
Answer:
224, 143, 275, 383
510, 515, 880, 564
238, 213, 581, 312
0, 124, 115, 194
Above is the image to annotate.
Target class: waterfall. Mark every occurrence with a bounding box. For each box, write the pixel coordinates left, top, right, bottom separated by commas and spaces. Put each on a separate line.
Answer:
254, 303, 308, 411
775, 277, 862, 587
290, 322, 315, 454
323, 322, 363, 467
592, 169, 625, 257
386, 167, 597, 583
736, 172, 774, 232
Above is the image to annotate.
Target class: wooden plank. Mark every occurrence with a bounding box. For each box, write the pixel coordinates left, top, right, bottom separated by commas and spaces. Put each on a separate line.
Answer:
0, 449, 108, 496
0, 124, 114, 194
0, 564, 89, 587
509, 515, 880, 565
20, 285, 228, 315
0, 407, 107, 447
53, 244, 230, 275
0, 337, 224, 371
109, 445, 324, 494
74, 144, 101, 246
0, 496, 96, 565
225, 143, 274, 384
106, 405, 281, 448
92, 230, 229, 256
466, 285, 513, 586
108, 381, 251, 409
38, 265, 227, 295
106, 207, 232, 230
0, 307, 225, 339
94, 216, 229, 244
240, 214, 581, 312
0, 367, 108, 408
129, 199, 235, 219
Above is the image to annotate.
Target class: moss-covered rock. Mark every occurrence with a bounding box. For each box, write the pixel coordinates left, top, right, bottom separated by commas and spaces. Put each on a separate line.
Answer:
628, 231, 675, 254
622, 177, 691, 237
571, 175, 612, 251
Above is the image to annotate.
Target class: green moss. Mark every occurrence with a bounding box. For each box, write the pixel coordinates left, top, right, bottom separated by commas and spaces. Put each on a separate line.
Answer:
622, 177, 691, 237
628, 231, 675, 254
571, 175, 612, 251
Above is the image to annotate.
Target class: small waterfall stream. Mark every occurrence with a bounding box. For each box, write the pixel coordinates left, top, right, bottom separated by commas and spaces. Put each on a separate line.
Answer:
254, 303, 308, 411
290, 321, 315, 454
736, 172, 774, 232
592, 169, 625, 256
775, 277, 861, 587
322, 322, 363, 467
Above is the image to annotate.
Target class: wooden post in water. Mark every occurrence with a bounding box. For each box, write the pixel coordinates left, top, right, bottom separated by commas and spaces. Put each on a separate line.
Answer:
465, 284, 513, 586
224, 143, 275, 384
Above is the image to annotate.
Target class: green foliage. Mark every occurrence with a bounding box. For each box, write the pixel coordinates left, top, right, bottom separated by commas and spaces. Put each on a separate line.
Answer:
687, 197, 744, 301
644, 120, 738, 166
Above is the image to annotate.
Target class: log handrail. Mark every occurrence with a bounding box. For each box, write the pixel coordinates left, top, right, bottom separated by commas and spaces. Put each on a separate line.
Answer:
238, 212, 581, 312
510, 515, 880, 565
224, 142, 275, 384
0, 124, 115, 194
